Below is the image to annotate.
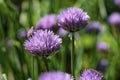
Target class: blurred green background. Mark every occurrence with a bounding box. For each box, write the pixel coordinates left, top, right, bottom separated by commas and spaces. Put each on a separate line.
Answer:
0, 0, 120, 80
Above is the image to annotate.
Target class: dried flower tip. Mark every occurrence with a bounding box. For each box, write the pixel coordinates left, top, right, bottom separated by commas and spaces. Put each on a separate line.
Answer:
27, 26, 35, 38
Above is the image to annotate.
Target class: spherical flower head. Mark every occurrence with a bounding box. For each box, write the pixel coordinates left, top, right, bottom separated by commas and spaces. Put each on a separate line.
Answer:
79, 69, 104, 80
35, 14, 57, 30
58, 7, 90, 32
85, 21, 103, 34
96, 42, 109, 52
115, 0, 120, 7
108, 13, 120, 34
38, 71, 73, 80
24, 30, 62, 57
17, 28, 27, 39
108, 12, 120, 26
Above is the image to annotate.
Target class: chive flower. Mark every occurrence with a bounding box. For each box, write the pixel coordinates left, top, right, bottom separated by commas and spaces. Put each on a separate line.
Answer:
96, 42, 109, 52
35, 14, 56, 30
108, 12, 120, 34
115, 0, 120, 7
85, 21, 103, 34
108, 12, 120, 26
24, 30, 62, 57
79, 69, 104, 80
58, 7, 90, 32
38, 71, 73, 80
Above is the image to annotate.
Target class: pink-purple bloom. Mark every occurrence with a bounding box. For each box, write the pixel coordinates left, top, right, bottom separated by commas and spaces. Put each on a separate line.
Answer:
79, 69, 104, 80
38, 71, 73, 80
35, 14, 56, 30
85, 21, 103, 34
96, 42, 109, 52
108, 12, 120, 26
24, 30, 62, 57
57, 7, 90, 32
115, 0, 120, 7
108, 12, 120, 34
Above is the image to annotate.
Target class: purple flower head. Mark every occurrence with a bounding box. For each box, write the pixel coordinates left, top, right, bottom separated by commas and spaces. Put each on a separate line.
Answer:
96, 42, 109, 52
85, 21, 103, 34
115, 0, 120, 7
35, 14, 57, 30
79, 69, 104, 80
97, 59, 108, 74
24, 30, 62, 57
57, 28, 68, 37
108, 12, 120, 26
17, 28, 27, 39
58, 7, 90, 32
38, 71, 73, 80
108, 13, 120, 34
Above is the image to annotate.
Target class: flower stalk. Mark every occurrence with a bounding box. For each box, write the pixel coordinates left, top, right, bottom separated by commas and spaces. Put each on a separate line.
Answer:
33, 56, 35, 80
43, 57, 49, 71
71, 32, 75, 77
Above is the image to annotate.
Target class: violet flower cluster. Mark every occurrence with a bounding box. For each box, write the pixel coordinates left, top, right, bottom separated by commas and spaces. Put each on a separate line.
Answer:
58, 7, 90, 32
23, 7, 104, 80
38, 71, 73, 80
108, 12, 120, 34
85, 21, 103, 34
35, 14, 56, 30
96, 42, 109, 52
24, 30, 62, 57
108, 12, 120, 26
79, 69, 104, 80
115, 0, 120, 7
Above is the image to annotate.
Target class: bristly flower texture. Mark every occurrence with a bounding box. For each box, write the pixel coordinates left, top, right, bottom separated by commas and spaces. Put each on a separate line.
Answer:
35, 14, 56, 30
38, 71, 73, 80
58, 7, 90, 32
79, 69, 104, 80
24, 30, 62, 57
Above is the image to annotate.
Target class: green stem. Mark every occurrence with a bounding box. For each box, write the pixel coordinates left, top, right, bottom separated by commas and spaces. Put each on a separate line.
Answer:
43, 57, 49, 71
33, 56, 34, 80
28, 0, 33, 27
71, 32, 75, 77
